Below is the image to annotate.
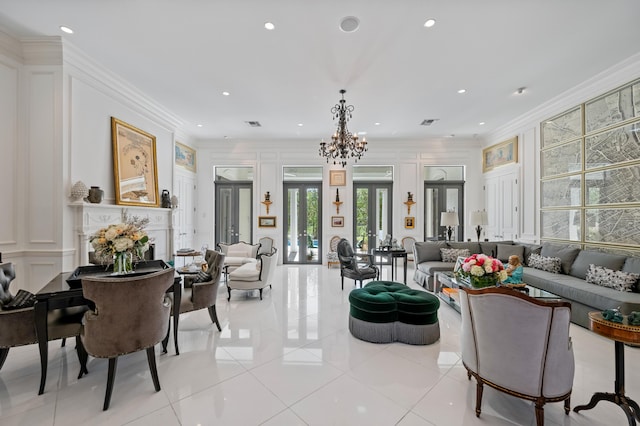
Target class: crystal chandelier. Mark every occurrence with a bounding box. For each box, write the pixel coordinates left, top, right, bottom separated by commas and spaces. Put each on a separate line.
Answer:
319, 89, 368, 167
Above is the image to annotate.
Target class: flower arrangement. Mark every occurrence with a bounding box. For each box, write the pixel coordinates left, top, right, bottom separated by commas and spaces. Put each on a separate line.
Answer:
90, 215, 150, 273
457, 253, 508, 288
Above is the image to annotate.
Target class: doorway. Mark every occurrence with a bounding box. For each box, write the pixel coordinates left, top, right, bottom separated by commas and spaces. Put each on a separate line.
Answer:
424, 182, 464, 241
215, 183, 253, 245
283, 183, 322, 264
353, 182, 393, 252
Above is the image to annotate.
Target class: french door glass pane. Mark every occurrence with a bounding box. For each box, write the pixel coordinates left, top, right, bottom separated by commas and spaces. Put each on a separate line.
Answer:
238, 187, 252, 242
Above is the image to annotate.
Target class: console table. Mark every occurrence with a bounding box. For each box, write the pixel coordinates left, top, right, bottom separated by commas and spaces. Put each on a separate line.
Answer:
574, 311, 640, 425
371, 248, 407, 284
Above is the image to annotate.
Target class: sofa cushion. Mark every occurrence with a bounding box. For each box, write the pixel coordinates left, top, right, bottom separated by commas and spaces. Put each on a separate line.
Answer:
528, 253, 562, 274
586, 264, 639, 292
622, 257, 640, 275
440, 248, 470, 262
414, 241, 448, 262
228, 262, 260, 281
416, 261, 456, 276
540, 243, 580, 274
447, 241, 481, 254
570, 251, 627, 280
496, 244, 524, 263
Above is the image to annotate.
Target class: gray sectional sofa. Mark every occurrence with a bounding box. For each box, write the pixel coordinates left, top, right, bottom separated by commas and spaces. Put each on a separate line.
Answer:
413, 240, 640, 328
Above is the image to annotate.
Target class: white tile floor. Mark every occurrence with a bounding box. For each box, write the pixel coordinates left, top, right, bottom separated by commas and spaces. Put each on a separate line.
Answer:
1, 264, 639, 425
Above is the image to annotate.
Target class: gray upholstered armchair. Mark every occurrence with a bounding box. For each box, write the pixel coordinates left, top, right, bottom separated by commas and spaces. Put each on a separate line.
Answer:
460, 286, 574, 426
79, 268, 174, 410
163, 250, 225, 354
337, 238, 378, 290
0, 262, 85, 377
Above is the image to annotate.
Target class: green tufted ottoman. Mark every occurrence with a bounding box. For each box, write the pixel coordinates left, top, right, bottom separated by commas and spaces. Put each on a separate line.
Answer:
348, 281, 440, 345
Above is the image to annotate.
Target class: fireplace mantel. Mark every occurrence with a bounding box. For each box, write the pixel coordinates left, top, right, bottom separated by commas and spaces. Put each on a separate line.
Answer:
71, 202, 173, 265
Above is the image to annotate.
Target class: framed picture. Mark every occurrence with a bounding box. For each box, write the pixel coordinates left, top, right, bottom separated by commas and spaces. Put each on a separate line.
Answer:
111, 117, 159, 207
405, 217, 415, 229
329, 170, 346, 186
331, 216, 344, 227
175, 142, 196, 172
258, 216, 277, 228
482, 136, 518, 172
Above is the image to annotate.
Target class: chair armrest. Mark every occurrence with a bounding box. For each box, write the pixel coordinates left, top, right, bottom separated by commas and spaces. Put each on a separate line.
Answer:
354, 253, 375, 267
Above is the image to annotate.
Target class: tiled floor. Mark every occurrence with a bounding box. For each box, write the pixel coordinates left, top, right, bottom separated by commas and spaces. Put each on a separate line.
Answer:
1, 264, 639, 425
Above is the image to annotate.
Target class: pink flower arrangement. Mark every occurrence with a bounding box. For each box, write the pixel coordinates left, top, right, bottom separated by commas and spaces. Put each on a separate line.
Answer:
459, 253, 508, 283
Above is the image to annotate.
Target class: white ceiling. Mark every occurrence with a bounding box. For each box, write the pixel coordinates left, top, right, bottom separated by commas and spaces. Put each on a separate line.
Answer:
1, 0, 639, 143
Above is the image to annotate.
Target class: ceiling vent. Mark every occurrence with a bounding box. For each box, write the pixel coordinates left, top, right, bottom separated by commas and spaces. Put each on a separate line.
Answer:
245, 121, 262, 127
420, 119, 439, 126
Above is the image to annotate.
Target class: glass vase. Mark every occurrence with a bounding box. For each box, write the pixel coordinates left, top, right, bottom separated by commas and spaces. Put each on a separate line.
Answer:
113, 252, 133, 275
470, 274, 499, 288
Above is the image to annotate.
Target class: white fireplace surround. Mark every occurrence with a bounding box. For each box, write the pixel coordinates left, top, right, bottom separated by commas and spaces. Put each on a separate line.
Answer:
72, 203, 173, 266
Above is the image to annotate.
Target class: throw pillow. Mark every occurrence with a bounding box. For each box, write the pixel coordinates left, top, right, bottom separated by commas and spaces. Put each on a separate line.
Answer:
440, 248, 470, 263
586, 264, 639, 292
528, 253, 562, 274
496, 244, 525, 263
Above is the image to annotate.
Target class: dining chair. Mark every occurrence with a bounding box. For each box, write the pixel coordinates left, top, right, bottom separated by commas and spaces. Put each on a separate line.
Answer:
401, 236, 417, 263
337, 239, 379, 290
258, 236, 275, 255
326, 235, 341, 269
79, 268, 174, 410
0, 262, 86, 379
162, 250, 226, 354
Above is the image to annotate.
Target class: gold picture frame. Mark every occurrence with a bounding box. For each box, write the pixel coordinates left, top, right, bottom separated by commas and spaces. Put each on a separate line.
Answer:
111, 117, 159, 207
258, 216, 277, 228
329, 170, 346, 186
405, 217, 415, 229
331, 216, 344, 227
175, 142, 196, 172
482, 136, 518, 172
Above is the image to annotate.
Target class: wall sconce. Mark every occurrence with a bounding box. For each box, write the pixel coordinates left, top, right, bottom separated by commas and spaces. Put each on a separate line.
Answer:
333, 188, 343, 214
440, 211, 459, 241
469, 210, 488, 242
404, 192, 416, 214
261, 192, 273, 214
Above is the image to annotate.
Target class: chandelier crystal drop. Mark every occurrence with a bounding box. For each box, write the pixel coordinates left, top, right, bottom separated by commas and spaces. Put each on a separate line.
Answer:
319, 89, 368, 167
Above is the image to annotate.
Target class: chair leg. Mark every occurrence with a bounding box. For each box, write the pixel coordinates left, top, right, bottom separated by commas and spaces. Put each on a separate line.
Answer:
564, 397, 570, 414
475, 381, 483, 417
534, 400, 545, 426
341, 275, 344, 290
146, 347, 161, 392
104, 357, 118, 411
75, 336, 89, 378
208, 305, 222, 332
161, 319, 171, 354
61, 338, 66, 347
0, 348, 9, 371
259, 288, 263, 300
227, 286, 232, 301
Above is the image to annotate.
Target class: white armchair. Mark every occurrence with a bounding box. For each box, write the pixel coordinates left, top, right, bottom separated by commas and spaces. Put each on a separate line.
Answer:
460, 286, 574, 426
226, 249, 278, 300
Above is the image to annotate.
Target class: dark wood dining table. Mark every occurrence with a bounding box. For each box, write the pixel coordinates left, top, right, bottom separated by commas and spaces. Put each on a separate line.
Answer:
34, 261, 181, 395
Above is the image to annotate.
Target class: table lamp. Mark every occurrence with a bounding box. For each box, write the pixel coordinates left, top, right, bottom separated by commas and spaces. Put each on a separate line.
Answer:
440, 211, 459, 241
469, 210, 488, 242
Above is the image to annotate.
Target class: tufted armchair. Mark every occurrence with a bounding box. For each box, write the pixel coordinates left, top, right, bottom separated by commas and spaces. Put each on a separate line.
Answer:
163, 250, 226, 354
79, 268, 174, 410
337, 239, 379, 290
460, 286, 574, 426
226, 249, 278, 300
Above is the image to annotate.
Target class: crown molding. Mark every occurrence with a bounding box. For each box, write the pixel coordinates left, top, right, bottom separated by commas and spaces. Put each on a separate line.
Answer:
0, 28, 23, 63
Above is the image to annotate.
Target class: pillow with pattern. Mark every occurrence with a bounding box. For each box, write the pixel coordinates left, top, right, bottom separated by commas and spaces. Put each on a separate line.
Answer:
440, 248, 470, 263
192, 271, 212, 283
528, 253, 562, 274
586, 264, 639, 292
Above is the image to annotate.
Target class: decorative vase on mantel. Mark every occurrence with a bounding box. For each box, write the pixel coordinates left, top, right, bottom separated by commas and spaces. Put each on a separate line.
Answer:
113, 252, 133, 275
87, 186, 104, 204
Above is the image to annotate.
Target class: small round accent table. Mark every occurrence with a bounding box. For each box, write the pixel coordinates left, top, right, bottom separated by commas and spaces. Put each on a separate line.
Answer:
573, 311, 640, 425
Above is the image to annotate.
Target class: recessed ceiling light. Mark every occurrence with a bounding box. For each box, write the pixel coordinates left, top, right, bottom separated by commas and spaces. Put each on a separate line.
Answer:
424, 19, 436, 28
222, 91, 230, 96
479, 122, 485, 126
515, 87, 526, 95
457, 89, 466, 94
60, 26, 74, 34
264, 22, 275, 30
197, 124, 203, 128
340, 16, 360, 33
297, 123, 303, 127
374, 122, 381, 126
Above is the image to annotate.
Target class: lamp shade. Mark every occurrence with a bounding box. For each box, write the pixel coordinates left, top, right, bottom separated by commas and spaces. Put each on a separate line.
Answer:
469, 211, 488, 226
440, 211, 459, 227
